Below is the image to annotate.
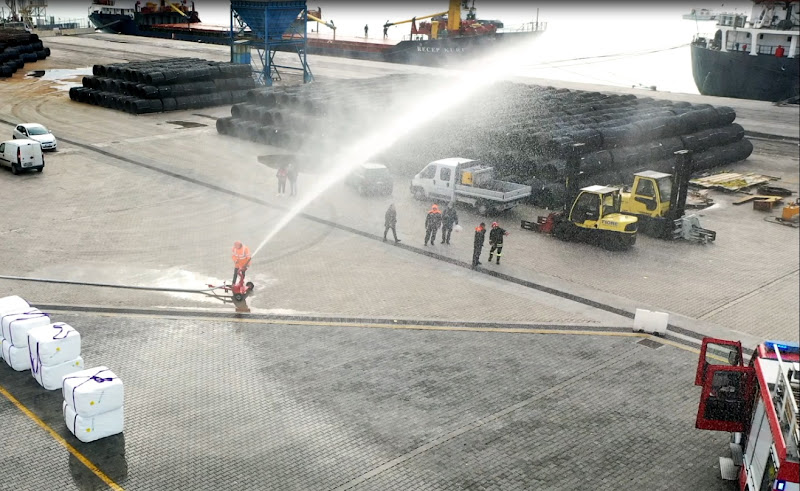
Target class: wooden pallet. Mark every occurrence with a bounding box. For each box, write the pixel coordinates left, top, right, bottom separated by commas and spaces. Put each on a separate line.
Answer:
690, 172, 777, 192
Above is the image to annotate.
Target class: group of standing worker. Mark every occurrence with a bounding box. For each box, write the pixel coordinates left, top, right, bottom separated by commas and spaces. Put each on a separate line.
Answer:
472, 222, 509, 267
384, 202, 509, 268
422, 203, 459, 246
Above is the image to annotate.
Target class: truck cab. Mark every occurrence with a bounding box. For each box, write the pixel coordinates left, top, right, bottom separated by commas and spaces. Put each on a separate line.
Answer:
411, 158, 470, 202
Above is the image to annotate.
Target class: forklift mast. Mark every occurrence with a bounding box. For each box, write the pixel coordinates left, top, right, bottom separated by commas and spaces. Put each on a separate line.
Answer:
564, 143, 584, 211
669, 150, 692, 221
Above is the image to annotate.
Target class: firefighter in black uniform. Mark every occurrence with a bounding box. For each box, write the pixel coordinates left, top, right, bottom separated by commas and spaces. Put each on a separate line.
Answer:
472, 222, 486, 268
424, 204, 442, 246
488, 222, 509, 265
441, 203, 458, 245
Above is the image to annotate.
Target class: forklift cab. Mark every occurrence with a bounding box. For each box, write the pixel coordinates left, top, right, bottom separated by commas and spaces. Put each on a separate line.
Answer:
569, 186, 623, 225
694, 337, 754, 432
621, 171, 673, 218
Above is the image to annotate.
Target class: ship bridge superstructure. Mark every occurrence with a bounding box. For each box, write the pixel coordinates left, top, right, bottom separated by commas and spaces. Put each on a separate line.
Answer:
707, 1, 799, 58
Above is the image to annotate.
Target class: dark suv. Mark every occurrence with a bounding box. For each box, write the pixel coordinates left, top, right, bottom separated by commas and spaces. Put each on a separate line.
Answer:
345, 163, 393, 196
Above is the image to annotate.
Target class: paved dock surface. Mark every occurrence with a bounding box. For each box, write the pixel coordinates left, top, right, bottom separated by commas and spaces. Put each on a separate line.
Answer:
2, 311, 731, 491
0, 33, 797, 490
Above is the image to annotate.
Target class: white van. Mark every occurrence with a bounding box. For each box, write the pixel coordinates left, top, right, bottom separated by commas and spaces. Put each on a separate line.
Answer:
0, 139, 45, 174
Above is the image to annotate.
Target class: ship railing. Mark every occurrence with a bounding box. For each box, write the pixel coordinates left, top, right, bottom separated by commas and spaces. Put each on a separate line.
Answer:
773, 347, 799, 460
34, 17, 91, 30
498, 21, 547, 33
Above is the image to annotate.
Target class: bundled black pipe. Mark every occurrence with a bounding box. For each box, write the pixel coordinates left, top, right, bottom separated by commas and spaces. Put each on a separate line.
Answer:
72, 58, 254, 113
0, 28, 51, 78
216, 76, 752, 181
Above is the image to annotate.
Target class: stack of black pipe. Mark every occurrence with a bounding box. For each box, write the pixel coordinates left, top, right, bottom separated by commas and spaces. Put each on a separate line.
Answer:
216, 76, 420, 151
68, 57, 255, 114
215, 75, 753, 205
0, 28, 51, 78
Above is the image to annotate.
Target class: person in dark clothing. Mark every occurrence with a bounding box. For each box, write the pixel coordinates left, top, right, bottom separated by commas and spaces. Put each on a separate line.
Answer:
364, 24, 369, 37
276, 165, 288, 196
384, 203, 400, 243
441, 203, 458, 244
488, 221, 510, 265
424, 203, 442, 246
472, 222, 486, 268
383, 21, 389, 38
287, 163, 298, 196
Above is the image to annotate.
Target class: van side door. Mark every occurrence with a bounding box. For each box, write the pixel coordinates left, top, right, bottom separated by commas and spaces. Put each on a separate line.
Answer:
0, 143, 6, 166
432, 165, 455, 200
415, 164, 437, 194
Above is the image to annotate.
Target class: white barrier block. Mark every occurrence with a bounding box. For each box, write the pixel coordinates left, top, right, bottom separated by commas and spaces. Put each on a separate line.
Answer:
2, 338, 31, 371
63, 401, 124, 443
1, 310, 51, 347
33, 356, 83, 390
62, 366, 124, 416
633, 308, 669, 336
27, 323, 81, 367
0, 295, 29, 313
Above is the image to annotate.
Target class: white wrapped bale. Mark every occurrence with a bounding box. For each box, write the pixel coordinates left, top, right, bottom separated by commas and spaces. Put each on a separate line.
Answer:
0, 296, 28, 361
33, 356, 83, 390
0, 295, 29, 312
27, 323, 81, 367
63, 401, 124, 443
2, 338, 31, 371
1, 310, 51, 347
62, 366, 124, 417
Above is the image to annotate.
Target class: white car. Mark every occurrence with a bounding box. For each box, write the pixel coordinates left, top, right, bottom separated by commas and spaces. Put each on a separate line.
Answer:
12, 123, 57, 151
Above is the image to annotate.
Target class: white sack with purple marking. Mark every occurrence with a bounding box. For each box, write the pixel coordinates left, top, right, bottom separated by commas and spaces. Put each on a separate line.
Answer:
27, 323, 81, 367
63, 400, 124, 443
1, 310, 51, 347
33, 356, 83, 390
62, 366, 124, 417
0, 295, 29, 313
2, 338, 31, 371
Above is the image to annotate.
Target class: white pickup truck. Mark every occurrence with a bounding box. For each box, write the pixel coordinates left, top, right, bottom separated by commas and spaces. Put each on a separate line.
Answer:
410, 158, 532, 214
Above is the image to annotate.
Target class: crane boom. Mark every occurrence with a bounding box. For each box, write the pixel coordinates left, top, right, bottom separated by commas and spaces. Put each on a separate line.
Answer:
308, 12, 336, 31
384, 11, 448, 28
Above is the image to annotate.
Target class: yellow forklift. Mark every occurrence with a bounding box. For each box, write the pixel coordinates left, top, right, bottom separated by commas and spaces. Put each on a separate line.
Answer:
620, 150, 716, 243
551, 185, 639, 250
541, 144, 639, 250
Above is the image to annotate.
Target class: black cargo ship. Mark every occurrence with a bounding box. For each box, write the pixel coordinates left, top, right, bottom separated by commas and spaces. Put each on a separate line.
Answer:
88, 0, 201, 37
87, 0, 545, 68
690, 1, 799, 102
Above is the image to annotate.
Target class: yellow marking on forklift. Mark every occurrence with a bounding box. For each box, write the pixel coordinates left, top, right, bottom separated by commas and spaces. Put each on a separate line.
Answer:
0, 383, 125, 491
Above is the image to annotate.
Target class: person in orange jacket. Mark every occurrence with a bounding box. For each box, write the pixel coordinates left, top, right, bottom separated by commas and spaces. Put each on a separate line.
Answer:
424, 203, 442, 246
231, 241, 251, 284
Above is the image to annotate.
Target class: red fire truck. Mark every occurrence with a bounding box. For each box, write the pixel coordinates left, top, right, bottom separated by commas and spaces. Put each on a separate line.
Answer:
695, 338, 799, 491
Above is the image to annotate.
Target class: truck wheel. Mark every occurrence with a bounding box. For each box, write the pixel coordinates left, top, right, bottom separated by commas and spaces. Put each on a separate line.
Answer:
11, 164, 20, 175
412, 187, 426, 200
475, 200, 490, 215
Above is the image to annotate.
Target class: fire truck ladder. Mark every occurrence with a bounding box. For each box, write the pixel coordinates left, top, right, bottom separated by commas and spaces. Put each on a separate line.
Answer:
774, 346, 800, 460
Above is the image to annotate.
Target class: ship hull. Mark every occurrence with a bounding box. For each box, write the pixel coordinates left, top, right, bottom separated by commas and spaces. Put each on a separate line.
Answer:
87, 12, 543, 68
691, 43, 800, 102
302, 31, 544, 67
